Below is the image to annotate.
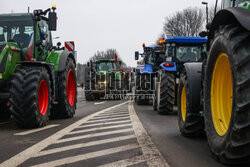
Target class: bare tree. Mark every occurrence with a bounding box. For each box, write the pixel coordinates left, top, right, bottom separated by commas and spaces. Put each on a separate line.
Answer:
163, 7, 204, 37
89, 49, 127, 68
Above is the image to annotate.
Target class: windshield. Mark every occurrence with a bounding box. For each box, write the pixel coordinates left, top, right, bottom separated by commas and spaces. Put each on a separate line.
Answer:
176, 46, 201, 62
222, 0, 247, 8
0, 15, 34, 48
96, 62, 115, 71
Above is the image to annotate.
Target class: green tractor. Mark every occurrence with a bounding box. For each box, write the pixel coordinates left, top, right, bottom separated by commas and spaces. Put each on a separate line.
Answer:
0, 5, 77, 128
85, 59, 128, 100
178, 0, 250, 164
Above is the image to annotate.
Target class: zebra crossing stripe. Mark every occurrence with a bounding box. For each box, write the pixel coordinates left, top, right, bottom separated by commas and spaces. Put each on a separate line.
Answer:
30, 144, 139, 167
33, 134, 135, 157
56, 129, 133, 144
0, 101, 129, 167
77, 120, 131, 129
69, 123, 132, 135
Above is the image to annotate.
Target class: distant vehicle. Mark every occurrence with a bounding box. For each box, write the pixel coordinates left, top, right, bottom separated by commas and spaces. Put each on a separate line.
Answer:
153, 37, 207, 114
84, 58, 129, 100
134, 43, 165, 105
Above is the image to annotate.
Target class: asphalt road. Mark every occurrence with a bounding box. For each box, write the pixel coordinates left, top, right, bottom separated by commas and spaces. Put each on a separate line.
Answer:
0, 88, 227, 167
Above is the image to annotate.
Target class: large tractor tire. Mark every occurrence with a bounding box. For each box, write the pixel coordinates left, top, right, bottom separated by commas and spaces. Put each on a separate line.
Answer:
177, 66, 204, 137
84, 81, 95, 101
51, 57, 77, 118
135, 74, 150, 105
204, 25, 250, 164
10, 67, 51, 128
153, 75, 159, 111
157, 72, 175, 114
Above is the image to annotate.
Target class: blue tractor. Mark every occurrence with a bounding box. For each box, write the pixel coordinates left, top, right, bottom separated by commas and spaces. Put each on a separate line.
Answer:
153, 37, 207, 114
135, 44, 165, 105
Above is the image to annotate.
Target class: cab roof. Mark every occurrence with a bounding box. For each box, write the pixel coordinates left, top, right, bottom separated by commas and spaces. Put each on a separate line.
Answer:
165, 37, 207, 44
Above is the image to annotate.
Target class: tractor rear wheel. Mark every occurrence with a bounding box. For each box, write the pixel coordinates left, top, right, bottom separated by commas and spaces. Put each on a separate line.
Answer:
85, 81, 95, 101
204, 25, 250, 164
157, 72, 175, 114
177, 72, 204, 136
51, 57, 76, 118
10, 67, 51, 128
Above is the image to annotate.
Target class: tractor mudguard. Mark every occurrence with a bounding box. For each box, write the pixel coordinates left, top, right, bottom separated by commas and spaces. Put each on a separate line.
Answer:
183, 62, 203, 105
18, 61, 56, 101
138, 64, 153, 74
208, 7, 250, 48
58, 50, 76, 72
183, 62, 202, 83
160, 62, 177, 72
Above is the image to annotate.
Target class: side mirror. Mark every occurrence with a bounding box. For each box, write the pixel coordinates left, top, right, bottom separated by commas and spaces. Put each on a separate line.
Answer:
199, 31, 207, 37
48, 11, 57, 31
57, 42, 61, 48
135, 51, 139, 60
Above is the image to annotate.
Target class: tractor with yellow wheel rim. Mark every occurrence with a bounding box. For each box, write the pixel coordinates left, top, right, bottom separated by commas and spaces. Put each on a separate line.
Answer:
177, 0, 250, 164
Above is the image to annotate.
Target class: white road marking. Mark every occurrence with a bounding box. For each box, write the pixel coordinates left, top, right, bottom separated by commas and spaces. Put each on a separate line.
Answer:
69, 123, 132, 135
128, 101, 169, 167
14, 124, 60, 136
94, 101, 106, 105
0, 101, 129, 167
31, 144, 139, 167
56, 129, 133, 144
34, 134, 135, 157
77, 120, 131, 129
93, 113, 129, 118
87, 116, 130, 123
94, 113, 129, 118
98, 155, 146, 167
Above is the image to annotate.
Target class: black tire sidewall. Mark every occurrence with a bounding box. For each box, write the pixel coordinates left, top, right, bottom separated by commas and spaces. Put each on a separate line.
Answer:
177, 76, 186, 132
204, 33, 236, 154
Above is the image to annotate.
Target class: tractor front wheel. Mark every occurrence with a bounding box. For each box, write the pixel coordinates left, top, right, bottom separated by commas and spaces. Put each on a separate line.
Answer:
10, 67, 51, 128
204, 25, 250, 164
157, 72, 175, 114
51, 57, 77, 118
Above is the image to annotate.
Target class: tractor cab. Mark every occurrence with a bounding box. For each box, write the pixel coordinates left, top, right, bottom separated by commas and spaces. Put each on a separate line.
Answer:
95, 59, 117, 72
0, 5, 57, 62
135, 44, 165, 74
222, 0, 248, 8
160, 37, 207, 72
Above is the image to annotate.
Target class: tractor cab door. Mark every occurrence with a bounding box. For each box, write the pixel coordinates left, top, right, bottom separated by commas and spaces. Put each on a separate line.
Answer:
36, 20, 52, 61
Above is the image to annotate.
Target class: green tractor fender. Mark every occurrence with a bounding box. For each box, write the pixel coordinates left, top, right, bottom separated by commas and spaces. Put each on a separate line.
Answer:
57, 50, 76, 72
208, 7, 250, 49
18, 61, 56, 101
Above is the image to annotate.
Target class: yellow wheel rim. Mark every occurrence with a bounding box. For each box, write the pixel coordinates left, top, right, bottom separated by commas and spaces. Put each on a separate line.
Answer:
181, 85, 187, 122
211, 53, 233, 136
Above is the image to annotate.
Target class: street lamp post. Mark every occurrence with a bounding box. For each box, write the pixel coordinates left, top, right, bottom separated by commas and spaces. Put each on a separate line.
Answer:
202, 2, 208, 26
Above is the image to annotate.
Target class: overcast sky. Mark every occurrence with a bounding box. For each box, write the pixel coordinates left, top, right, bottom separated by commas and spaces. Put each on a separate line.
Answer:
1, 0, 216, 66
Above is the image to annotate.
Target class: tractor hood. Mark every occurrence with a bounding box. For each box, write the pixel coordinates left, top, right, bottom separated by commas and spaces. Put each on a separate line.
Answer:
97, 71, 107, 76
0, 42, 21, 80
